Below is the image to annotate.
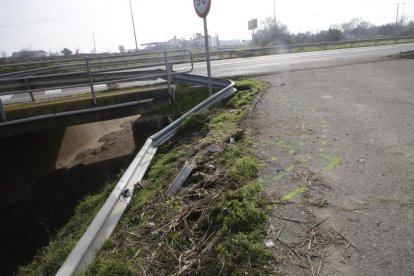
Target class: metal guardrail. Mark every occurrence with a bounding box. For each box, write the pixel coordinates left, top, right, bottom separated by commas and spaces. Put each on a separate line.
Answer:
0, 49, 194, 123
56, 75, 236, 276
191, 35, 414, 60
0, 98, 154, 127
0, 50, 194, 73
2, 35, 413, 123
243, 35, 414, 55
2, 35, 413, 74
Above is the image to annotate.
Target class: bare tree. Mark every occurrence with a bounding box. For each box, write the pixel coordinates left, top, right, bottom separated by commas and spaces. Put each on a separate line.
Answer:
255, 17, 291, 47
340, 18, 374, 38
119, 45, 125, 53
61, 48, 73, 56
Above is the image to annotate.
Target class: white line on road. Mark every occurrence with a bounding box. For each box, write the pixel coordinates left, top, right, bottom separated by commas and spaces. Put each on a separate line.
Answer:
0, 95, 13, 101
45, 89, 63, 95
175, 44, 404, 70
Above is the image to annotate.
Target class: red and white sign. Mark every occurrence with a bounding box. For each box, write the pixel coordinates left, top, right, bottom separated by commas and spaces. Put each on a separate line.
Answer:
193, 0, 211, 18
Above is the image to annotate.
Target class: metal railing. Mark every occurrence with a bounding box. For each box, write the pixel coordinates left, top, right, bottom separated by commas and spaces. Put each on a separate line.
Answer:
0, 49, 194, 122
2, 35, 413, 74
2, 35, 413, 123
56, 75, 236, 276
243, 35, 414, 55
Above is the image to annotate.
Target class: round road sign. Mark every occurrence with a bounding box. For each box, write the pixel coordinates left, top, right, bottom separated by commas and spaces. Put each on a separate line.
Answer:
193, 0, 211, 18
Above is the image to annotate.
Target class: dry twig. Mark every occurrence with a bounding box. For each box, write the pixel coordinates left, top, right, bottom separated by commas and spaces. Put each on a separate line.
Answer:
330, 227, 357, 250
307, 254, 315, 276
310, 217, 329, 230
316, 251, 325, 276
276, 216, 306, 224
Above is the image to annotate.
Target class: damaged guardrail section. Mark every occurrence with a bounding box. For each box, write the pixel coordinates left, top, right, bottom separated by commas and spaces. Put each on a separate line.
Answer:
56, 76, 236, 276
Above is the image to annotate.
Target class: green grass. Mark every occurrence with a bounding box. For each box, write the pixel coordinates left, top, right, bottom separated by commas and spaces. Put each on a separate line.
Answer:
262, 38, 414, 55
146, 84, 210, 117
0, 62, 60, 75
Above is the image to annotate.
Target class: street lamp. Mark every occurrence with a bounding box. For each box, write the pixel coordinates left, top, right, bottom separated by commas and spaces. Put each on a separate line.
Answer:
395, 2, 407, 36
395, 3, 399, 36
129, 0, 139, 52
92, 32, 97, 54
401, 2, 406, 26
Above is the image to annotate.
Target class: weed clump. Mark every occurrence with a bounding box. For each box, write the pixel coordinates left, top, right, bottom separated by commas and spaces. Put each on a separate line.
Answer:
227, 156, 260, 182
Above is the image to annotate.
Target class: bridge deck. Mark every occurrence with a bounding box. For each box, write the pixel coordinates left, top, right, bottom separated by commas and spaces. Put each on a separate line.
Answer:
0, 85, 172, 137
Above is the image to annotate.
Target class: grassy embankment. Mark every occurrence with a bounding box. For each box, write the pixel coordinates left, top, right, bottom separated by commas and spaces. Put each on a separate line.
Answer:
255, 38, 414, 55
19, 79, 278, 275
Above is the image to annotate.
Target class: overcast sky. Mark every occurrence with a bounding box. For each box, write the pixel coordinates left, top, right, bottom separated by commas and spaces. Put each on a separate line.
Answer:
0, 0, 413, 55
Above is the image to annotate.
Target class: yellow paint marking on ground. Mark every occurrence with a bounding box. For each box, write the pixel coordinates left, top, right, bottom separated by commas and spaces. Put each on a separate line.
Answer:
320, 153, 341, 171
280, 187, 308, 203
270, 140, 295, 152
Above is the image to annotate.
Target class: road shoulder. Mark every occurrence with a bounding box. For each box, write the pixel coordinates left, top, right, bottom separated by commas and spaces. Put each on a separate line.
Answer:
247, 59, 414, 275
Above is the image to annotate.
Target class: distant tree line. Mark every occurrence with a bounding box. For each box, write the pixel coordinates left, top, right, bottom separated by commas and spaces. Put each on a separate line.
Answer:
254, 17, 414, 47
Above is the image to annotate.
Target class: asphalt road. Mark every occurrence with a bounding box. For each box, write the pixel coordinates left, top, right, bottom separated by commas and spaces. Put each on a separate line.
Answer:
180, 42, 414, 77
2, 43, 413, 104
247, 55, 413, 274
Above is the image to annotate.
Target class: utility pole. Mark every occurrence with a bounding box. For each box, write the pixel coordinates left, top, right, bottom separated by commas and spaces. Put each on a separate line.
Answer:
401, 3, 406, 27
274, 0, 276, 24
395, 2, 400, 37
129, 0, 139, 52
92, 32, 97, 54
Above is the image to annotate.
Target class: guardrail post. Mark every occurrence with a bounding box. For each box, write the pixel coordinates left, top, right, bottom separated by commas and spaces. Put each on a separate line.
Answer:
0, 97, 6, 122
85, 57, 97, 106
24, 78, 35, 102
163, 51, 175, 102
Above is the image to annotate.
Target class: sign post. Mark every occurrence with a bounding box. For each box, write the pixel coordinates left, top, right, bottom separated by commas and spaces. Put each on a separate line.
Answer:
193, 0, 213, 97
248, 19, 258, 47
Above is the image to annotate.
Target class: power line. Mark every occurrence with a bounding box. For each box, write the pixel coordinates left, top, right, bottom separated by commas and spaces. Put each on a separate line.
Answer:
0, 8, 106, 28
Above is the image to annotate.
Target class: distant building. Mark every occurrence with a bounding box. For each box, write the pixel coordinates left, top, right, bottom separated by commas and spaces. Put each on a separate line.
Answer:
141, 33, 230, 51
192, 33, 212, 47
140, 42, 169, 51
11, 50, 47, 59
168, 36, 181, 48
